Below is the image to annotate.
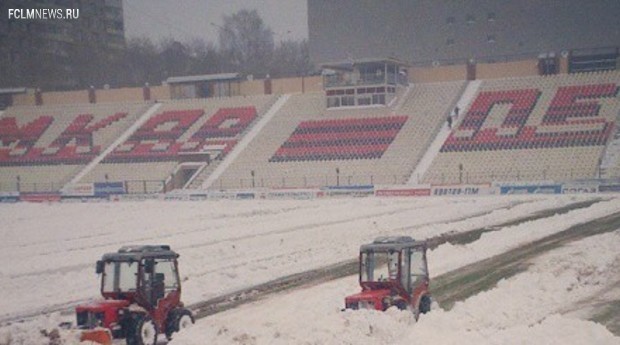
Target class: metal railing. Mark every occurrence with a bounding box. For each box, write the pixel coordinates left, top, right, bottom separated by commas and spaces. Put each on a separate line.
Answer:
213, 174, 411, 190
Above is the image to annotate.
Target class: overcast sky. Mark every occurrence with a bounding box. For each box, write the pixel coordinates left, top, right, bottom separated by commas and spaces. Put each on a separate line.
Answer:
123, 0, 308, 44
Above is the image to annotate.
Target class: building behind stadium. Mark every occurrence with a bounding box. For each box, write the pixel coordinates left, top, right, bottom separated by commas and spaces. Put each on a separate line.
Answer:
0, 0, 125, 90
308, 0, 620, 67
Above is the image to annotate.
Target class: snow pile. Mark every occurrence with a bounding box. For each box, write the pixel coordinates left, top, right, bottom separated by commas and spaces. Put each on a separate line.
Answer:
0, 313, 73, 345
403, 230, 620, 345
409, 314, 616, 345
165, 221, 620, 345
430, 197, 620, 275
167, 230, 620, 345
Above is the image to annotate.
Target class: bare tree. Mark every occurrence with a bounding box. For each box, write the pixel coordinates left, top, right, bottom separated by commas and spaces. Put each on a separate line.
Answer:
124, 37, 163, 86
187, 39, 225, 75
159, 39, 193, 79
217, 9, 275, 77
270, 39, 312, 78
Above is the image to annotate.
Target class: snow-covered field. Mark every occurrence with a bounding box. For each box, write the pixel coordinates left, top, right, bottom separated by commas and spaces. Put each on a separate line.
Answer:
1, 194, 619, 344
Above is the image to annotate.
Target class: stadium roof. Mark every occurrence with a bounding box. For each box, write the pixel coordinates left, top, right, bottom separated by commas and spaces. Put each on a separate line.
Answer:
0, 87, 27, 95
320, 57, 409, 71
166, 73, 240, 84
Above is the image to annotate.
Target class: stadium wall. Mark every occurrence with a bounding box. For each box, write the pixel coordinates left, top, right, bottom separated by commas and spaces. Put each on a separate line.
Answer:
409, 58, 556, 83
4, 56, 606, 107
477, 59, 539, 79
150, 85, 171, 100
410, 64, 467, 83
96, 87, 144, 103
42, 90, 89, 105
11, 91, 37, 106
272, 76, 323, 94
240, 80, 265, 96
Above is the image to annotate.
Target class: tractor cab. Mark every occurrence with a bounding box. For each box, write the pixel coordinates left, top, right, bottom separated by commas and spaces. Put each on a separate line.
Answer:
97, 245, 180, 308
344, 236, 431, 317
76, 245, 194, 345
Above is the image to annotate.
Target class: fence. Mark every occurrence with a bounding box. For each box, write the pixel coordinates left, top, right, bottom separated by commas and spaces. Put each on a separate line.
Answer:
213, 174, 412, 190
422, 167, 605, 185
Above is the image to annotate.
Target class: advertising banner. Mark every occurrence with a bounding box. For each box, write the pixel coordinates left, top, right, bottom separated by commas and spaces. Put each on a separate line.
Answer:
431, 184, 496, 196
375, 188, 431, 197
266, 189, 318, 200
62, 183, 95, 197
111, 194, 162, 202
236, 192, 256, 200
189, 193, 208, 201
0, 192, 19, 203
207, 191, 238, 200
323, 185, 374, 198
562, 182, 599, 194
20, 192, 61, 202
94, 182, 125, 197
499, 184, 562, 195
599, 184, 620, 193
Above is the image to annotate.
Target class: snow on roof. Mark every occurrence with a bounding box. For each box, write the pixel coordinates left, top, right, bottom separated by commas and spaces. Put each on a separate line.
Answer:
166, 73, 240, 84
0, 87, 27, 95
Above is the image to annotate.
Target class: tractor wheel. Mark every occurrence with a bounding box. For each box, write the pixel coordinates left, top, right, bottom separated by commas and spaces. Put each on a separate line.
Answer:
394, 300, 408, 311
419, 295, 432, 315
126, 314, 158, 345
165, 308, 195, 340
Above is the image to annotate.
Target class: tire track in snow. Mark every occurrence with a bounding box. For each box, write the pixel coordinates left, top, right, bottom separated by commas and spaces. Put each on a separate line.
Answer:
174, 199, 535, 281
7, 199, 523, 280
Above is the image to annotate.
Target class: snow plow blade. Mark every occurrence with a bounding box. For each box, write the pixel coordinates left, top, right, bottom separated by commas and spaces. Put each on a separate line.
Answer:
79, 329, 112, 345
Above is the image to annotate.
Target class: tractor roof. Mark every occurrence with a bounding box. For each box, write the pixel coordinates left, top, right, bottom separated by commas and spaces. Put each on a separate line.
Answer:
102, 245, 179, 261
360, 236, 426, 252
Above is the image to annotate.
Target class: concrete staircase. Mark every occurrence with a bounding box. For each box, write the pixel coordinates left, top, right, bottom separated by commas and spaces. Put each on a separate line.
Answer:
406, 80, 482, 184
63, 102, 162, 190
196, 94, 291, 190
599, 109, 620, 179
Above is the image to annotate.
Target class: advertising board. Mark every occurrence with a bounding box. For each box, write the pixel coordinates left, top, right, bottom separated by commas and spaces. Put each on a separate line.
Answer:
599, 184, 620, 193
62, 183, 95, 197
266, 190, 317, 200
20, 192, 62, 202
0, 192, 19, 203
94, 182, 125, 197
562, 182, 599, 194
375, 188, 431, 197
431, 184, 496, 196
499, 184, 562, 195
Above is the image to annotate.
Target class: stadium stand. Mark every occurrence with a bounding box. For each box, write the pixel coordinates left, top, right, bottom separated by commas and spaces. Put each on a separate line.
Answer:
208, 81, 465, 189
3, 70, 618, 194
0, 102, 151, 192
79, 95, 277, 192
600, 106, 620, 179
422, 70, 620, 184
268, 116, 408, 162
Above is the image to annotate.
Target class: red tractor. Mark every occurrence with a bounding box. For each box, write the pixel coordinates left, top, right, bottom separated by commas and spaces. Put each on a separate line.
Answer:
344, 236, 431, 318
75, 245, 194, 345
